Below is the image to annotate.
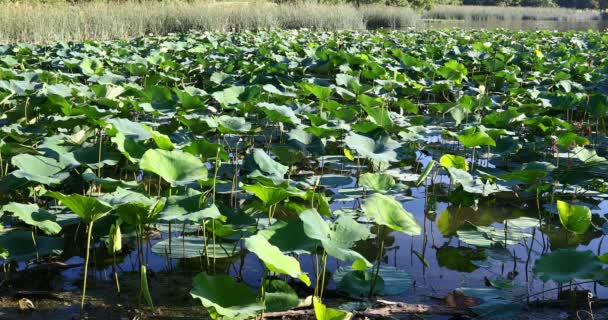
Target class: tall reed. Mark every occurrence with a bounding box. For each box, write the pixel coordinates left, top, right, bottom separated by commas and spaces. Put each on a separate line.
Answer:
424, 4, 601, 22
0, 2, 418, 43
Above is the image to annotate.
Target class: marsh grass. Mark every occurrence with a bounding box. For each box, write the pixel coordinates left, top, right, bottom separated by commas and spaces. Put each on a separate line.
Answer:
424, 5, 601, 22
0, 2, 602, 43
0, 1, 417, 43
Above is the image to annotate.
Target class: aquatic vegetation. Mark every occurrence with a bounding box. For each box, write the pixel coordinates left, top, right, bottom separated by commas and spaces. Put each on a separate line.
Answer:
0, 29, 608, 319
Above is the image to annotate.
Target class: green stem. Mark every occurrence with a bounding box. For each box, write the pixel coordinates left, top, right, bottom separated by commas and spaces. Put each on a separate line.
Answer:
81, 221, 95, 316
368, 225, 385, 298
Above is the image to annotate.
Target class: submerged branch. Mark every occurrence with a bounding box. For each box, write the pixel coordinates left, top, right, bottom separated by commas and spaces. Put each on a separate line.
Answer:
263, 299, 471, 319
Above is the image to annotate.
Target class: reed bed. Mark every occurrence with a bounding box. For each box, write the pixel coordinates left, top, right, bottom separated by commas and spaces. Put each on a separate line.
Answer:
0, 2, 602, 43
424, 4, 601, 21
0, 1, 418, 43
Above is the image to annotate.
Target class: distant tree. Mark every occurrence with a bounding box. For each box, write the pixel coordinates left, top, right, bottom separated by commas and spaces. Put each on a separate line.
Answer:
556, 0, 598, 8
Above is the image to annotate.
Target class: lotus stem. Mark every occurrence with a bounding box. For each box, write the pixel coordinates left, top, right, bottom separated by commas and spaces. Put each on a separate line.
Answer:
319, 252, 328, 299
81, 221, 94, 317
369, 225, 385, 298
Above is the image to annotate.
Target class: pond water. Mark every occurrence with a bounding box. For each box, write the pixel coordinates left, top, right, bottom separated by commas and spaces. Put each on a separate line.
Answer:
420, 19, 608, 31
31, 164, 604, 319
2, 28, 608, 320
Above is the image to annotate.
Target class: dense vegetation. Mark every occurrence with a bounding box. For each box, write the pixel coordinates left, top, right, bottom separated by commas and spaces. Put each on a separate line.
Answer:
1, 29, 608, 319
461, 0, 606, 9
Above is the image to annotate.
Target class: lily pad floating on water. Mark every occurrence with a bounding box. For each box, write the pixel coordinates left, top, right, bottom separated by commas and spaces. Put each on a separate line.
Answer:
533, 249, 603, 283
333, 266, 412, 296
151, 236, 239, 259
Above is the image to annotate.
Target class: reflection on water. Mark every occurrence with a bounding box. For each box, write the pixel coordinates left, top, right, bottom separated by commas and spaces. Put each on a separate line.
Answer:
58, 180, 608, 318
420, 19, 608, 31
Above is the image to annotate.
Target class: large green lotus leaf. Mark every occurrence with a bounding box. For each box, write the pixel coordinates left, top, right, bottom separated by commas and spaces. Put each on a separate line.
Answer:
116, 199, 164, 226
262, 84, 296, 98
331, 216, 371, 248
158, 189, 203, 221
111, 132, 147, 162
447, 167, 504, 196
141, 86, 177, 115
456, 228, 495, 247
0, 230, 63, 261
457, 127, 495, 148
299, 209, 371, 269
98, 187, 154, 207
211, 85, 245, 106
344, 133, 399, 163
106, 118, 152, 141
69, 145, 121, 169
244, 149, 288, 179
299, 83, 332, 101
333, 265, 412, 296
183, 140, 229, 161
81, 168, 139, 190
533, 249, 603, 283
503, 217, 540, 230
257, 102, 301, 125
2, 202, 61, 235
144, 125, 174, 151
257, 220, 316, 254
299, 209, 332, 242
46, 192, 112, 222
139, 149, 208, 186
334, 269, 384, 297
152, 236, 239, 259
180, 204, 224, 223
10, 154, 71, 185
245, 234, 310, 286
306, 175, 353, 189
359, 172, 395, 192
313, 297, 352, 320
439, 154, 469, 170
217, 115, 251, 134
501, 161, 555, 184
572, 146, 607, 164
0, 141, 37, 157
80, 57, 103, 76
361, 194, 420, 235
360, 105, 393, 129
272, 146, 306, 166
437, 60, 467, 84
243, 183, 290, 206
288, 127, 326, 155
458, 224, 531, 247
264, 279, 300, 312
556, 200, 591, 235
190, 272, 263, 320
